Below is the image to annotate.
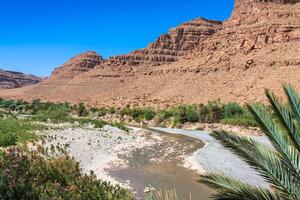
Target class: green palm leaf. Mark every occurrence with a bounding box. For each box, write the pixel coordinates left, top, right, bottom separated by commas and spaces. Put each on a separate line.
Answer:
266, 90, 300, 152
211, 130, 300, 198
248, 103, 300, 177
198, 173, 282, 200
198, 85, 300, 200
284, 84, 300, 130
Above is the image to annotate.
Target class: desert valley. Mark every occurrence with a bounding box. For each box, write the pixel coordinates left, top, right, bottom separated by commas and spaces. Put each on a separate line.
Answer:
0, 0, 300, 199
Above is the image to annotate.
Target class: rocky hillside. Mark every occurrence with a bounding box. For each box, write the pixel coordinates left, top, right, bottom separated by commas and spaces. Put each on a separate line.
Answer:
1, 0, 300, 107
108, 18, 222, 66
48, 51, 105, 81
0, 69, 42, 90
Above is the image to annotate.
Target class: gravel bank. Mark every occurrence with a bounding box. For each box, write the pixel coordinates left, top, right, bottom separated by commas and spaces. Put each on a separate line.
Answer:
151, 127, 270, 187
38, 124, 156, 186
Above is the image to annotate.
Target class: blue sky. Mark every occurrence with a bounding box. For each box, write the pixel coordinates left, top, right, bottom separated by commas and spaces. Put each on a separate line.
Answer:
0, 0, 234, 76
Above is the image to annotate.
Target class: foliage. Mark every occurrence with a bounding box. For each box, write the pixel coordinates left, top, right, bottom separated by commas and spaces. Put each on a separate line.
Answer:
0, 97, 259, 128
220, 116, 258, 127
97, 107, 117, 117
221, 102, 244, 118
147, 189, 192, 200
120, 107, 156, 122
154, 110, 173, 124
198, 100, 223, 123
153, 189, 179, 200
198, 84, 300, 199
77, 103, 87, 117
0, 118, 45, 147
0, 147, 133, 200
171, 105, 200, 124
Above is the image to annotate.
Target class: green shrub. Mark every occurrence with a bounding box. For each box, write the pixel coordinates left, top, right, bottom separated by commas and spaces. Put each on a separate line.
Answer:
221, 102, 244, 118
107, 107, 116, 114
198, 100, 222, 123
0, 132, 17, 147
0, 119, 44, 147
171, 105, 200, 124
119, 107, 156, 122
221, 116, 258, 127
90, 107, 98, 113
155, 110, 173, 124
97, 108, 110, 117
77, 103, 87, 117
0, 147, 133, 200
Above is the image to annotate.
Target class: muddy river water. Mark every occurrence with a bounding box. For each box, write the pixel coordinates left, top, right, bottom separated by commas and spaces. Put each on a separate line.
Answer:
108, 129, 214, 200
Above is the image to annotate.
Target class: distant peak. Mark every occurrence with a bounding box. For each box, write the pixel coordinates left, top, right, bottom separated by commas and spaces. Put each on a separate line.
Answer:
186, 17, 223, 25
70, 51, 104, 61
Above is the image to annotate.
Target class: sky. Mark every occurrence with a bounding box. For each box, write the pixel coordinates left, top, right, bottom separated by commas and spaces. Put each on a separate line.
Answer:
0, 0, 234, 76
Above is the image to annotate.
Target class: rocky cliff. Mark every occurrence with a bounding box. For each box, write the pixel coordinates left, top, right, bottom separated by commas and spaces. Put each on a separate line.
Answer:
0, 69, 42, 90
49, 51, 105, 80
1, 0, 300, 107
108, 18, 222, 66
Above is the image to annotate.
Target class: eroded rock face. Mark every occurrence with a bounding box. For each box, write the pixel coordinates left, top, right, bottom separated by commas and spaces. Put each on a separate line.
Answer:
108, 18, 222, 66
49, 51, 105, 80
235, 0, 300, 5
197, 0, 300, 62
1, 0, 300, 107
0, 69, 42, 90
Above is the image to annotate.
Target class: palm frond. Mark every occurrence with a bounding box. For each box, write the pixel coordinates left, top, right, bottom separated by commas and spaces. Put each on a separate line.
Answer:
266, 90, 300, 152
211, 130, 300, 198
198, 85, 300, 200
198, 173, 282, 200
284, 84, 300, 129
248, 104, 300, 176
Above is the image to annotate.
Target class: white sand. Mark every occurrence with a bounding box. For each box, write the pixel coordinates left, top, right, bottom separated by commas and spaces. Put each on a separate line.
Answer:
38, 124, 155, 186
151, 127, 270, 187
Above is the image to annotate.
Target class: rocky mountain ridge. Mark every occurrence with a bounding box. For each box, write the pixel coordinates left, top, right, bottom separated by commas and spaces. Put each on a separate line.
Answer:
0, 69, 42, 90
1, 0, 300, 107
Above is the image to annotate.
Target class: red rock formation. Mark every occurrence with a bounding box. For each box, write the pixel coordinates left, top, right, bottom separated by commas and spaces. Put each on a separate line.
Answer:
108, 18, 222, 66
1, 0, 300, 107
0, 69, 42, 90
49, 51, 105, 80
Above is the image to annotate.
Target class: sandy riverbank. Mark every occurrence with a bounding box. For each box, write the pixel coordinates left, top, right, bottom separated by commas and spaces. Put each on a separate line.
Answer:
150, 127, 269, 187
36, 123, 268, 198
37, 123, 203, 189
38, 123, 157, 186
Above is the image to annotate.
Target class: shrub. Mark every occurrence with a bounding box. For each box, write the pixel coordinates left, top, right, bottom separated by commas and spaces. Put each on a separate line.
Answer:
0, 119, 44, 147
171, 105, 200, 124
0, 132, 16, 147
0, 147, 133, 200
90, 107, 98, 113
97, 108, 110, 117
119, 107, 156, 122
155, 110, 173, 124
198, 100, 222, 123
77, 103, 87, 117
220, 116, 258, 127
221, 102, 244, 118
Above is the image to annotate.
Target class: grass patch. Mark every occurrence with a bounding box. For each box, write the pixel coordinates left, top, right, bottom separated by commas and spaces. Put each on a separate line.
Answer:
221, 116, 258, 127
0, 118, 46, 147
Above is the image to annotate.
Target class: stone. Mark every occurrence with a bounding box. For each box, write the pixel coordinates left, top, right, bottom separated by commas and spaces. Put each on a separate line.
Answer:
0, 69, 42, 90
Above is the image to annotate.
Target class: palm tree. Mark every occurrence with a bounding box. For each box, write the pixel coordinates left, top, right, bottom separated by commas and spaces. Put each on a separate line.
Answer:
198, 84, 300, 200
